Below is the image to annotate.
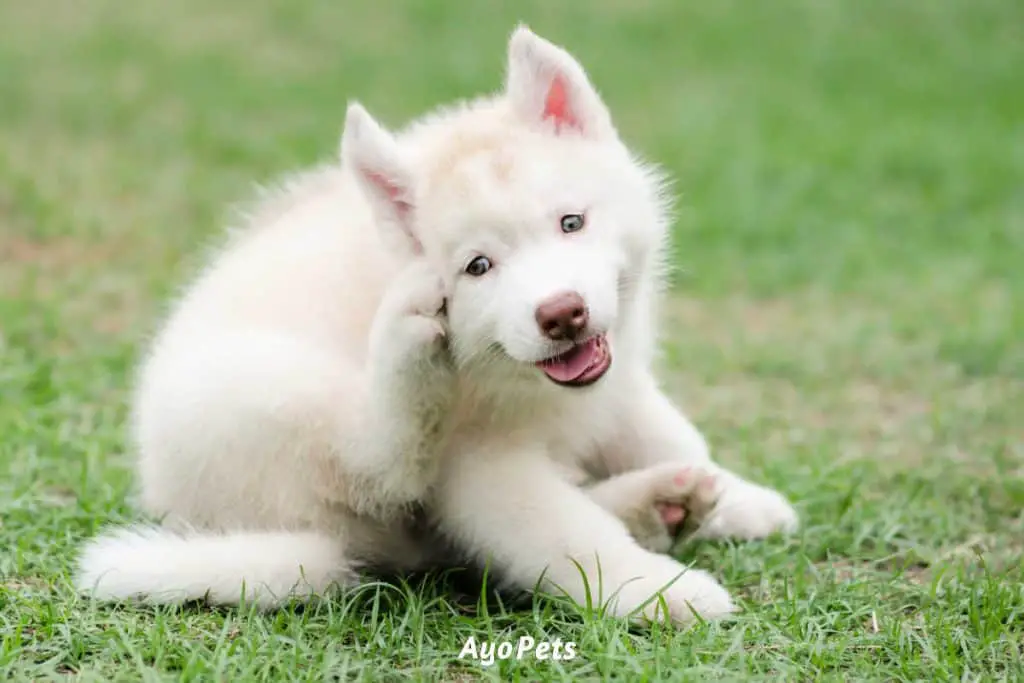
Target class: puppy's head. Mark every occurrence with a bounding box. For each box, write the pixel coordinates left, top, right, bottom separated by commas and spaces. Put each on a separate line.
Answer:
342, 26, 671, 390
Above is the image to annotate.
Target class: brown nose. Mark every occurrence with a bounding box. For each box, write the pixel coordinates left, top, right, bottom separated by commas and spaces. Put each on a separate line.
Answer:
535, 291, 589, 341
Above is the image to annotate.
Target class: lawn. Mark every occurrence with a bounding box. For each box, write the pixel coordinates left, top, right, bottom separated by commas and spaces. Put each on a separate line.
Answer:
1, 0, 1021, 680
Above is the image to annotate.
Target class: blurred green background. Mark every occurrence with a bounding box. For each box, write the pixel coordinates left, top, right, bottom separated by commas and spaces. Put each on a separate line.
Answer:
1, 1, 1021, 680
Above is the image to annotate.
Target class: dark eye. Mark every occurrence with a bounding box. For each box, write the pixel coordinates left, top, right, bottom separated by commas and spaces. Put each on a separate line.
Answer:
560, 213, 585, 233
465, 255, 492, 276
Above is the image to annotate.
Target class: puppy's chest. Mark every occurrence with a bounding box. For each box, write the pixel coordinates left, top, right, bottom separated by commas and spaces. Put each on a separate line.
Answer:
544, 422, 615, 483
444, 380, 621, 480
493, 401, 618, 478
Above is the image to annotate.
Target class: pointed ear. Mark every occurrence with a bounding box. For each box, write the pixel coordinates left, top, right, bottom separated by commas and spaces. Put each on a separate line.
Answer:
504, 25, 615, 139
340, 102, 423, 255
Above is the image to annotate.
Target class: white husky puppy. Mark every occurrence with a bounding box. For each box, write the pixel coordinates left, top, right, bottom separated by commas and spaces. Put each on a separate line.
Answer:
75, 26, 798, 626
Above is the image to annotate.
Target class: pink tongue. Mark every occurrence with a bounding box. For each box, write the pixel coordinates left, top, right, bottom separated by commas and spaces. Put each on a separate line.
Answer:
538, 339, 599, 382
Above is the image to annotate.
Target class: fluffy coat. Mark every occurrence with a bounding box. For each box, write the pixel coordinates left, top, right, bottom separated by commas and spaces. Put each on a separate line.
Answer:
75, 26, 799, 626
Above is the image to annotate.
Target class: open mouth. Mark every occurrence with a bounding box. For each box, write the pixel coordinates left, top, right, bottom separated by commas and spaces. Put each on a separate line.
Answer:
535, 335, 612, 387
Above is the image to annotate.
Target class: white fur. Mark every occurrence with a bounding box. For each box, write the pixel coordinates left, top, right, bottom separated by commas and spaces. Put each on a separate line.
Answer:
75, 26, 798, 625
587, 463, 721, 554
76, 527, 349, 607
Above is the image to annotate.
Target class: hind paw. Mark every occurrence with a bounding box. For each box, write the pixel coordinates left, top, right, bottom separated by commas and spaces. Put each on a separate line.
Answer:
589, 463, 722, 553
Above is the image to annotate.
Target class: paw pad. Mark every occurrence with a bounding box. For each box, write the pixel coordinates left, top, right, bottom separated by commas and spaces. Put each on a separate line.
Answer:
655, 502, 686, 526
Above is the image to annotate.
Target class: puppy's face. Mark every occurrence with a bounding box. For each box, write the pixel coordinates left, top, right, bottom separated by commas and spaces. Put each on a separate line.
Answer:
342, 26, 670, 390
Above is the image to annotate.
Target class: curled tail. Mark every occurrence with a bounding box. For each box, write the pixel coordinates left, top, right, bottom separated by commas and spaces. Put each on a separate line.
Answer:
74, 525, 352, 608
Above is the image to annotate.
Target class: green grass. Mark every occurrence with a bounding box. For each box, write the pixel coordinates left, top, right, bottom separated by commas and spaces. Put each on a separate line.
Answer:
1, 0, 1022, 680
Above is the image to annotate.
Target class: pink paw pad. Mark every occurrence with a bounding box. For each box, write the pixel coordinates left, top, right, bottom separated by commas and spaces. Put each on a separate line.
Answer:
672, 469, 691, 487
655, 502, 686, 527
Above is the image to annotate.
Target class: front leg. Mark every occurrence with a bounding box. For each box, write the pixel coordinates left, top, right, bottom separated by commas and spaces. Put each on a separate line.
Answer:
346, 260, 455, 516
433, 445, 735, 627
604, 373, 799, 541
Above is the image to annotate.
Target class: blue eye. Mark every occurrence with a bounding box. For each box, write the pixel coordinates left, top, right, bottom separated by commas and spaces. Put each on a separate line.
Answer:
465, 255, 492, 276
560, 213, 585, 233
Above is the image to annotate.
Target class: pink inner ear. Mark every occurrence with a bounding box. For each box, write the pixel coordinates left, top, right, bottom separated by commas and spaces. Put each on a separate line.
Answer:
364, 170, 413, 217
362, 169, 421, 254
543, 76, 579, 132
